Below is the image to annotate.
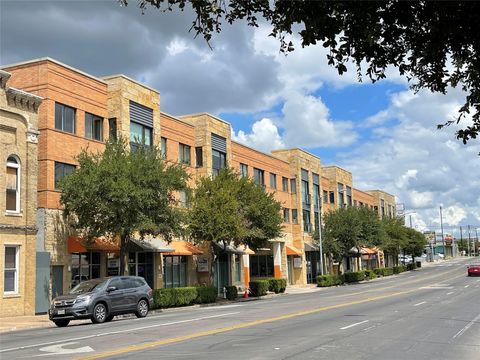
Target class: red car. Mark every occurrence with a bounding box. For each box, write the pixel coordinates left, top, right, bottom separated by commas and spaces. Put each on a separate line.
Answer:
467, 264, 480, 276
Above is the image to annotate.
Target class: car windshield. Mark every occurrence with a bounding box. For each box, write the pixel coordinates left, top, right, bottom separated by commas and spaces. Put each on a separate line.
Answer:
69, 279, 106, 295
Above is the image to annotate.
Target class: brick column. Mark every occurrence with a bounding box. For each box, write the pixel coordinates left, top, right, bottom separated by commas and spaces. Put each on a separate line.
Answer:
273, 242, 282, 278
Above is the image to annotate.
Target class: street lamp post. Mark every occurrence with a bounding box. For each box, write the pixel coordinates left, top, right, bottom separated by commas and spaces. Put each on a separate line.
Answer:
440, 206, 445, 257
317, 196, 324, 276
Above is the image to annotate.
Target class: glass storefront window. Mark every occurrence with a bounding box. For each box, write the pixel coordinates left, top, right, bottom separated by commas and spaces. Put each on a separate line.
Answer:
164, 255, 187, 288
129, 252, 154, 288
71, 252, 101, 288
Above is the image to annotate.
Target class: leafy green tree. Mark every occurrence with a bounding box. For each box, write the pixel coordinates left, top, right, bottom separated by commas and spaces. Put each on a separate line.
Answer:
59, 139, 189, 274
403, 227, 427, 260
188, 167, 283, 250
123, 0, 480, 146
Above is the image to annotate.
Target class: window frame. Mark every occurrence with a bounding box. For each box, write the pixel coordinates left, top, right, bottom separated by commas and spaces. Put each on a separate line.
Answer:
179, 143, 191, 165
253, 168, 265, 187
240, 163, 248, 178
130, 121, 153, 151
163, 255, 187, 288
108, 118, 117, 141
283, 208, 290, 223
54, 162, 76, 190
84, 112, 104, 141
269, 173, 277, 189
4, 245, 19, 294
6, 156, 20, 213
195, 146, 203, 167
282, 177, 289, 192
290, 178, 297, 194
212, 149, 227, 176
55, 102, 76, 134
161, 137, 167, 158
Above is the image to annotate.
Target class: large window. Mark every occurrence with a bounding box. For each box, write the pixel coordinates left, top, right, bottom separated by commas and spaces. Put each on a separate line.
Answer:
71, 252, 101, 287
85, 113, 103, 141
54, 162, 75, 189
129, 252, 154, 288
269, 173, 277, 189
179, 143, 191, 165
130, 121, 152, 151
6, 156, 20, 213
240, 163, 248, 178
346, 186, 352, 206
4, 246, 19, 294
303, 209, 311, 232
338, 183, 344, 207
282, 177, 289, 192
55, 103, 75, 134
301, 180, 310, 205
313, 173, 320, 207
161, 137, 167, 158
253, 168, 265, 187
250, 255, 273, 278
164, 255, 187, 288
212, 149, 226, 176
283, 208, 290, 223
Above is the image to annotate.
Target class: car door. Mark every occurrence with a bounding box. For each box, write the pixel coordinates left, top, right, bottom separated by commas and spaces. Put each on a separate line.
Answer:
106, 278, 127, 313
122, 278, 139, 311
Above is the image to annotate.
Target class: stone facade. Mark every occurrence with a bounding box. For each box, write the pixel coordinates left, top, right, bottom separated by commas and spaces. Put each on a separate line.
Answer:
366, 190, 396, 218
0, 70, 42, 317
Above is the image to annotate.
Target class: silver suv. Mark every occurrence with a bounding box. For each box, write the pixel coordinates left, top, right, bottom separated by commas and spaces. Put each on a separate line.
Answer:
49, 276, 153, 327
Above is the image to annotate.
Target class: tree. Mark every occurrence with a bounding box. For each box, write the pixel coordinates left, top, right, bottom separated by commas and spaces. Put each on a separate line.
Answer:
380, 217, 408, 265
403, 227, 427, 261
123, 0, 480, 147
188, 167, 283, 250
59, 139, 189, 275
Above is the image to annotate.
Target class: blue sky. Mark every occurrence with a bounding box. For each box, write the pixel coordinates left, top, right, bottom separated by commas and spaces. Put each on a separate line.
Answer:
1, 0, 479, 236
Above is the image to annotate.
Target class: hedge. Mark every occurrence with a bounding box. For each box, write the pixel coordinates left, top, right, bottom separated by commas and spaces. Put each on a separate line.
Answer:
374, 267, 394, 277
268, 278, 287, 294
153, 285, 217, 309
364, 269, 377, 280
249, 280, 270, 297
317, 274, 345, 287
393, 265, 407, 274
225, 285, 238, 300
344, 271, 366, 283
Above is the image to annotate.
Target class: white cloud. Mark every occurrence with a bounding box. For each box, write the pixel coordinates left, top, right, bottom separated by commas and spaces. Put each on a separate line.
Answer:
232, 118, 285, 153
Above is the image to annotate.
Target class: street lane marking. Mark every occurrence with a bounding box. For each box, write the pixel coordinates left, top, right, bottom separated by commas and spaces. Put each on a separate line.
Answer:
413, 301, 426, 306
452, 313, 480, 339
446, 292, 454, 295
340, 320, 369, 330
419, 286, 453, 290
464, 285, 470, 288
0, 312, 239, 354
37, 342, 93, 356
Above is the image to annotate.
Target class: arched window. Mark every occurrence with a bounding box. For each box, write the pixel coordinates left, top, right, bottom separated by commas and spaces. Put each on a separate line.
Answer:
6, 156, 20, 213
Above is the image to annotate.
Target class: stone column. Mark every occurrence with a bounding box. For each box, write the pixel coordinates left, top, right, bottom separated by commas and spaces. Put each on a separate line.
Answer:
243, 254, 250, 289
273, 242, 282, 278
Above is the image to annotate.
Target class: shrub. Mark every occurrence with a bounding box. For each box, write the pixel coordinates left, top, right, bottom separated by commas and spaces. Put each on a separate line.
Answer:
175, 287, 198, 306
225, 285, 238, 300
374, 267, 394, 277
364, 269, 377, 280
268, 278, 287, 294
415, 261, 422, 268
317, 274, 345, 287
393, 265, 407, 274
249, 280, 269, 296
195, 285, 218, 304
406, 263, 417, 271
344, 271, 366, 283
153, 288, 176, 309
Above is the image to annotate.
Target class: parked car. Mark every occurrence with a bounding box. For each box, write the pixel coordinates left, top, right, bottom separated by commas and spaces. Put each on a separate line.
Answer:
467, 264, 480, 276
49, 276, 153, 327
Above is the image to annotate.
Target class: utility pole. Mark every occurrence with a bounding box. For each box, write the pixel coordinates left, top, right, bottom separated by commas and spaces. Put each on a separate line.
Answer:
316, 195, 324, 276
409, 214, 413, 228
460, 226, 463, 256
476, 228, 479, 257
440, 206, 445, 257
468, 225, 471, 257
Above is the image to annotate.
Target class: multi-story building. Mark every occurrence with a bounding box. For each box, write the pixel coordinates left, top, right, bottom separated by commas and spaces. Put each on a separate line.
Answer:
366, 190, 396, 218
1, 58, 398, 312
0, 69, 42, 316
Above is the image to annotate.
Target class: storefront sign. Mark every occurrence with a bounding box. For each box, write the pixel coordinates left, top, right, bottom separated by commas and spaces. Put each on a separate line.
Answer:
197, 258, 209, 272
293, 256, 302, 268
107, 258, 119, 276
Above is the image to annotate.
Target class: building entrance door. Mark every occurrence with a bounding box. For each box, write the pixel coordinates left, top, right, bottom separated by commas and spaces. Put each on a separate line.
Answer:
287, 256, 294, 285
214, 253, 229, 293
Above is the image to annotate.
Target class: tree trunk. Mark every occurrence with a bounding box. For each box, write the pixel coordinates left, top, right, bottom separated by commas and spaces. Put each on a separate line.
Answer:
119, 232, 130, 276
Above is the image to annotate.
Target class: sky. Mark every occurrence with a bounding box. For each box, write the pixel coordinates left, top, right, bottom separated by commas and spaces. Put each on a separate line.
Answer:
1, 0, 479, 238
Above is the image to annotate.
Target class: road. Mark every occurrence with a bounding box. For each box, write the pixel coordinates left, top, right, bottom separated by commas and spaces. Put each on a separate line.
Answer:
1, 258, 479, 360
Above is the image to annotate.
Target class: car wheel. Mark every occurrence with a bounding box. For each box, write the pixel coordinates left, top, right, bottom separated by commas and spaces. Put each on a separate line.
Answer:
135, 299, 149, 318
105, 315, 114, 322
53, 319, 70, 327
92, 303, 108, 324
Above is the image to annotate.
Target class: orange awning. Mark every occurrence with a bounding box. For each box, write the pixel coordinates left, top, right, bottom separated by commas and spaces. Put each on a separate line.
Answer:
286, 244, 302, 256
68, 236, 120, 253
361, 247, 378, 255
164, 241, 203, 256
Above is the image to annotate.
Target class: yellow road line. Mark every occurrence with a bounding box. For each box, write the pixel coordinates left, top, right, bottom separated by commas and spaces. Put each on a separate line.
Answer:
79, 266, 466, 360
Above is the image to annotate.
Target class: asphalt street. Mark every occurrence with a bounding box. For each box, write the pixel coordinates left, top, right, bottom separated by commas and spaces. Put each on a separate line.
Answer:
1, 258, 479, 360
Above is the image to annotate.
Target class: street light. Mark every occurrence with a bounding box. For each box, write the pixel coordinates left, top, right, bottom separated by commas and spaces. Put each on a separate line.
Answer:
316, 194, 324, 276
440, 206, 445, 257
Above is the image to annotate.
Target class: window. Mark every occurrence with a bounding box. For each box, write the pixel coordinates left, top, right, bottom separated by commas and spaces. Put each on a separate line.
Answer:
303, 209, 311, 232
290, 178, 296, 194
130, 122, 152, 151
323, 190, 328, 204
329, 191, 335, 204
313, 173, 320, 207
54, 162, 75, 189
55, 102, 75, 133
212, 149, 226, 176
269, 173, 277, 189
85, 113, 103, 141
381, 199, 385, 217
195, 147, 203, 167
4, 246, 19, 294
6, 156, 20, 213
250, 255, 273, 278
240, 163, 248, 178
161, 137, 167, 158
338, 183, 344, 207
302, 180, 310, 205
253, 168, 265, 187
346, 186, 352, 206
292, 209, 298, 224
283, 208, 290, 223
129, 252, 154, 288
179, 143, 191, 165
71, 252, 101, 287
108, 118, 117, 141
282, 177, 288, 192
164, 255, 187, 288
314, 211, 320, 231
234, 254, 242, 283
